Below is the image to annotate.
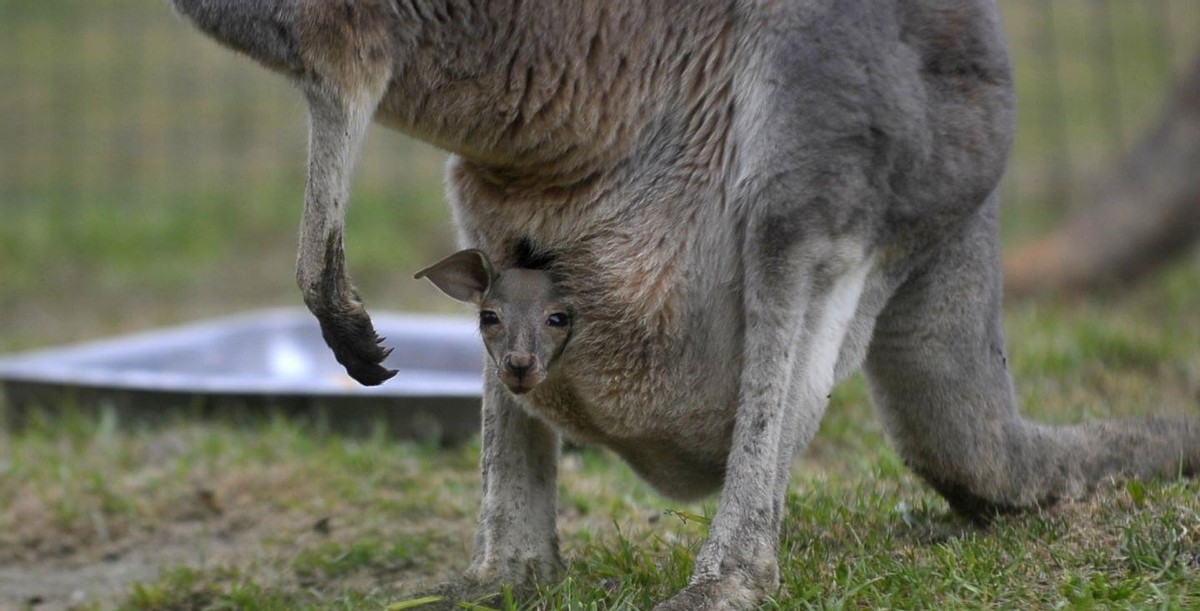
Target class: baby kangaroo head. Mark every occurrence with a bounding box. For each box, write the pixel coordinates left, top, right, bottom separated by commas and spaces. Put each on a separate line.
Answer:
415, 249, 574, 396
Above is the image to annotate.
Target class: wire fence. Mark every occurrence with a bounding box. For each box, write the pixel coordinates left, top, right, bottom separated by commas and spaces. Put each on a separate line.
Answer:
0, 1, 443, 218
1000, 0, 1200, 235
1, 0, 1199, 246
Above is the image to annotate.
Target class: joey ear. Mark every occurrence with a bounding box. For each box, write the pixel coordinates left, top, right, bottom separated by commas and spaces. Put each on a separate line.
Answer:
414, 249, 495, 304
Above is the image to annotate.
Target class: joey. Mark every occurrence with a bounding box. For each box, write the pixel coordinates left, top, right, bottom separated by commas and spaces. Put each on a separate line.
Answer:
416, 249, 573, 396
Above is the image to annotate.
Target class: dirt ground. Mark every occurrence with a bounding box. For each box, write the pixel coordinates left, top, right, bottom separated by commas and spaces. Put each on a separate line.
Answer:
0, 518, 247, 609
2, 489, 472, 610
0, 418, 485, 610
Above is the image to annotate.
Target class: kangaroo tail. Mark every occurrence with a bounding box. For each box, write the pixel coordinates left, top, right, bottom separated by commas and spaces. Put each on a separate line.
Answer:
1040, 415, 1200, 486
917, 415, 1200, 521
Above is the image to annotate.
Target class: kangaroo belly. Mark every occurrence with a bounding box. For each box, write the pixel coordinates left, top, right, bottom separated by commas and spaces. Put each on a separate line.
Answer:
446, 129, 749, 500
512, 249, 745, 500
524, 366, 739, 501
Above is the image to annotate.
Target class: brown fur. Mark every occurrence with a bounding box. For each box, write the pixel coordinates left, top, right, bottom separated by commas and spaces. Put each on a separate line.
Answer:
171, 2, 1200, 608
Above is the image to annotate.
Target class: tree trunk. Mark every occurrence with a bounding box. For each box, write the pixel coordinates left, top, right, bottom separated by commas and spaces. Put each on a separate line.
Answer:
1004, 54, 1200, 297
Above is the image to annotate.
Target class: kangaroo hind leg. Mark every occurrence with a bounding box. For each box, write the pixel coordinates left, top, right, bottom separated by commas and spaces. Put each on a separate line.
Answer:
657, 181, 878, 610
865, 195, 1200, 521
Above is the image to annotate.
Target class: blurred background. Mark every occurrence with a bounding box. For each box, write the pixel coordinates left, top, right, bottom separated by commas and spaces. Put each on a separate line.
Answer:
1, 0, 1199, 353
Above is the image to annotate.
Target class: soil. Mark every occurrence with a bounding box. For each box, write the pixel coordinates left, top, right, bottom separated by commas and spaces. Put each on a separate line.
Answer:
1, 515, 258, 609
0, 520, 243, 610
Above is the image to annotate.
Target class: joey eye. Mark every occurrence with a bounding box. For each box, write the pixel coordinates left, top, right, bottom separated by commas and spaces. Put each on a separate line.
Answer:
480, 310, 500, 327
546, 313, 569, 327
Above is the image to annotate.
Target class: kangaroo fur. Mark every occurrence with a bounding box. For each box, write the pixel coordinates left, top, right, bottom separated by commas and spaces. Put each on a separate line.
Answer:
169, 1, 1199, 608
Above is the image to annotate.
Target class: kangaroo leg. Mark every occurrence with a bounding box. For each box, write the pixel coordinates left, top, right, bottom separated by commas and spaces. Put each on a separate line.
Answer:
439, 375, 562, 601
173, 0, 402, 386
287, 1, 401, 387
655, 187, 876, 609
866, 194, 1200, 520
296, 86, 399, 386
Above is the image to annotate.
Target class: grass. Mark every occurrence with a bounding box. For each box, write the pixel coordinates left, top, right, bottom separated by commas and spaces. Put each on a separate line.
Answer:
1, 263, 1198, 609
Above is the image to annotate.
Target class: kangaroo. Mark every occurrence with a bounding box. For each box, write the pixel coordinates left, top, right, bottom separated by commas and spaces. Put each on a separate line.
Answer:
415, 249, 574, 396
169, 1, 1199, 608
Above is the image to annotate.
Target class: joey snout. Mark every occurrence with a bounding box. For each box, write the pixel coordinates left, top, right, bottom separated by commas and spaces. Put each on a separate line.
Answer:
498, 352, 543, 394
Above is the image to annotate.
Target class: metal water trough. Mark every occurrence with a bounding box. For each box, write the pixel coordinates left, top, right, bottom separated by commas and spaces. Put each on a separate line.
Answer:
0, 309, 484, 444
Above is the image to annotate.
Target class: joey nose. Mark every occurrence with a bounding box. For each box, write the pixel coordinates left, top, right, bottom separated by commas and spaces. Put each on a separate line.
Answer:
504, 353, 535, 377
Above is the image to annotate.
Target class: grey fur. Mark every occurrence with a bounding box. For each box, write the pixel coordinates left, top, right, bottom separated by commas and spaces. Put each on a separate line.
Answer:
170, 1, 1199, 608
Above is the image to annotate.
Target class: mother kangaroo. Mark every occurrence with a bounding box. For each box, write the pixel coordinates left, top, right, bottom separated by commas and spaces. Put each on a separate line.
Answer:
170, 1, 1199, 608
